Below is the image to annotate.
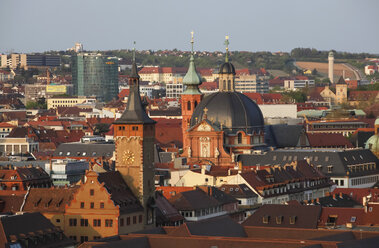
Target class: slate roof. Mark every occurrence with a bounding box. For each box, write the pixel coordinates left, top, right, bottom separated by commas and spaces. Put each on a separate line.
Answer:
184, 215, 247, 237
219, 184, 258, 199
155, 192, 184, 225
242, 204, 322, 229
168, 188, 221, 211
97, 171, 143, 214
22, 186, 79, 213
0, 212, 75, 248
53, 142, 115, 158
238, 148, 379, 178
303, 193, 359, 208
265, 125, 306, 148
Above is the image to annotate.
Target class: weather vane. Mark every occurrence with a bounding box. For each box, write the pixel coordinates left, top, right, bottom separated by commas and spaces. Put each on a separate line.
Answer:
224, 35, 230, 62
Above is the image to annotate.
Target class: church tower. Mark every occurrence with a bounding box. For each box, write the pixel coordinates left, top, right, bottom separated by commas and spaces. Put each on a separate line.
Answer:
218, 36, 236, 91
335, 76, 347, 105
113, 45, 156, 226
181, 31, 203, 147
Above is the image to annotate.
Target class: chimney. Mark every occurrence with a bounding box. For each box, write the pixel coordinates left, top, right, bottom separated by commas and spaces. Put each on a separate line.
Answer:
201, 165, 206, 175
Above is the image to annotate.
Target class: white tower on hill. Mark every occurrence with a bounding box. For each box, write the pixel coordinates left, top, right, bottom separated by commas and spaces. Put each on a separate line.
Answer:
328, 51, 334, 84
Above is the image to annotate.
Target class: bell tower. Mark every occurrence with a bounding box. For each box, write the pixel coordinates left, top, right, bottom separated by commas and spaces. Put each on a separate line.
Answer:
181, 31, 203, 147
219, 35, 236, 92
113, 43, 156, 227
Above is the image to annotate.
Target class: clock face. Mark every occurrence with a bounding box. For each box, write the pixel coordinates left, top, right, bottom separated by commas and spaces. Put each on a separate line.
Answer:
122, 150, 135, 165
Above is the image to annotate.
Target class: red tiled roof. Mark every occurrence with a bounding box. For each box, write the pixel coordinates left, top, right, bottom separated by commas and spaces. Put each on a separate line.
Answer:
198, 81, 218, 90
332, 188, 379, 205
118, 89, 130, 99
0, 123, 15, 128
156, 186, 194, 200
307, 133, 354, 148
154, 118, 183, 147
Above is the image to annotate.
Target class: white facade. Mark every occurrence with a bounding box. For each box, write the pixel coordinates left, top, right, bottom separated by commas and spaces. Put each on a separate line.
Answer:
166, 83, 183, 98
258, 104, 297, 119
284, 79, 315, 90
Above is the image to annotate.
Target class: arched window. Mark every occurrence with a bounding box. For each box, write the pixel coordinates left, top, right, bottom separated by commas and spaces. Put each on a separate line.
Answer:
228, 80, 232, 90
194, 101, 198, 108
187, 101, 191, 111
223, 80, 226, 90
238, 133, 242, 144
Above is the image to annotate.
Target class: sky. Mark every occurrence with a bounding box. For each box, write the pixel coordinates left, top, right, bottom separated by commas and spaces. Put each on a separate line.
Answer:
1, 0, 379, 54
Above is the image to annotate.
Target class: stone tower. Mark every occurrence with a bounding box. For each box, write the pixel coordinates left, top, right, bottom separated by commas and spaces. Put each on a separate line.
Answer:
219, 36, 236, 91
328, 51, 334, 84
181, 31, 203, 148
335, 76, 347, 105
113, 47, 156, 227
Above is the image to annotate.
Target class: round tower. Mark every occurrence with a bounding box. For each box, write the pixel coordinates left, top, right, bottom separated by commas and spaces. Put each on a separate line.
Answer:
328, 51, 334, 84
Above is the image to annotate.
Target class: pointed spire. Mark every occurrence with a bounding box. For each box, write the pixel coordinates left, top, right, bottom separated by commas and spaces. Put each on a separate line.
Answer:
224, 35, 229, 62
182, 31, 202, 95
114, 44, 155, 125
130, 41, 139, 79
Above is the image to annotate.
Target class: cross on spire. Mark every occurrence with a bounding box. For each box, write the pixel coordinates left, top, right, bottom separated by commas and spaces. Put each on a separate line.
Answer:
133, 41, 136, 62
203, 107, 208, 115
190, 31, 194, 54
224, 35, 229, 62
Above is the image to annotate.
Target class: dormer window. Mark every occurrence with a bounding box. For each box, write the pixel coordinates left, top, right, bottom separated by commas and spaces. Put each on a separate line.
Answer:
276, 216, 283, 224
263, 215, 270, 224
289, 216, 297, 224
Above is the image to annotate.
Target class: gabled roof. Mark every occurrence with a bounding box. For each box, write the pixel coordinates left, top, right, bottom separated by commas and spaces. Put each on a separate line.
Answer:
168, 189, 221, 211
97, 171, 143, 214
243, 204, 322, 229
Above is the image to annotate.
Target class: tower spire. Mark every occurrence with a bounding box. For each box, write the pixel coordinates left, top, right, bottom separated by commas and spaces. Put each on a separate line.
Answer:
130, 41, 139, 79
182, 31, 202, 95
224, 35, 229, 62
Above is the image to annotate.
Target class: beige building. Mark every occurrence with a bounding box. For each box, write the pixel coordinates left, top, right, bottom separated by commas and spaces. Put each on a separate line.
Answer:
0, 54, 27, 69
0, 137, 39, 156
319, 77, 348, 106
47, 96, 96, 109
25, 84, 73, 103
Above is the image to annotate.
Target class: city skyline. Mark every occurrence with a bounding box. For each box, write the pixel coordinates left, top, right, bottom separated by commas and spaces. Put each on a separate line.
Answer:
1, 0, 379, 54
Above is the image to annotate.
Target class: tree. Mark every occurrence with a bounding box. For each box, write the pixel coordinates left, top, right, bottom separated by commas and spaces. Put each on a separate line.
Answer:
94, 123, 110, 135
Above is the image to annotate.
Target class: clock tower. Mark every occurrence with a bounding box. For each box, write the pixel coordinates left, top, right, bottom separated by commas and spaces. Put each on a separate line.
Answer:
113, 48, 156, 227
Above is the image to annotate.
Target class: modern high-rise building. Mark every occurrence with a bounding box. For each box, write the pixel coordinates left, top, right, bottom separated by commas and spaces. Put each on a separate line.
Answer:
72, 53, 119, 102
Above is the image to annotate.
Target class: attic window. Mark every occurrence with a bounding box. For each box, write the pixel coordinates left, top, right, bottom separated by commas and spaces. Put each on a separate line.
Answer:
289, 216, 297, 224
325, 156, 329, 162
350, 216, 356, 223
82, 152, 86, 156
273, 156, 276, 161
327, 166, 333, 173
230, 188, 233, 191
276, 216, 283, 224
263, 215, 270, 224
221, 188, 225, 191
235, 188, 239, 191
66, 152, 71, 156
59, 152, 63, 155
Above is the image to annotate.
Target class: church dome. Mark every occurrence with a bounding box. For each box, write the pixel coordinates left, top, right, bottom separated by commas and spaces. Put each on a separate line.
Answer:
366, 134, 379, 153
219, 62, 235, 75
190, 91, 264, 134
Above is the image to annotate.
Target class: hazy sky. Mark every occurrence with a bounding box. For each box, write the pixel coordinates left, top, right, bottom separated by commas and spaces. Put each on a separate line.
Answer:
1, 0, 378, 54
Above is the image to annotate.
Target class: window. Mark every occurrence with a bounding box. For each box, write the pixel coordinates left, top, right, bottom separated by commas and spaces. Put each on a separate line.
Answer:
90, 189, 94, 196
80, 202, 85, 208
276, 216, 283, 224
120, 218, 124, 226
93, 219, 101, 227
80, 219, 88, 227
56, 219, 61, 223
93, 236, 101, 240
100, 202, 104, 208
340, 180, 344, 186
350, 216, 356, 223
187, 101, 191, 111
105, 219, 113, 227
133, 216, 137, 224
90, 202, 94, 209
80, 236, 88, 243
263, 215, 270, 224
69, 218, 77, 226
289, 216, 297, 225
69, 236, 77, 241
327, 166, 333, 173
132, 126, 138, 131
139, 215, 143, 223
237, 133, 242, 144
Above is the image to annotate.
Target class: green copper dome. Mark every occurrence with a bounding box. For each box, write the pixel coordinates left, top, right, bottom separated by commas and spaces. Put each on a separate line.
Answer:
182, 54, 202, 95
366, 134, 379, 153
